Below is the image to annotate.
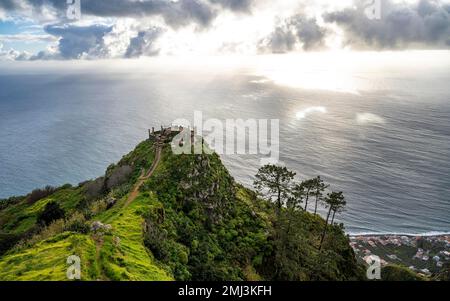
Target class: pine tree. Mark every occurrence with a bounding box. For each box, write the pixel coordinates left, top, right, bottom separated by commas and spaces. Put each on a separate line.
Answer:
253, 164, 296, 211
319, 192, 346, 250
311, 176, 328, 215
301, 179, 315, 211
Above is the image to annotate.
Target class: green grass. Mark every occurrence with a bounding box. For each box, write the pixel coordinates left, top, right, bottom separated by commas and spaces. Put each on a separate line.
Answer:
0, 139, 172, 281
1, 187, 85, 235
0, 193, 172, 281
96, 193, 172, 281
24, 187, 84, 215
0, 232, 98, 281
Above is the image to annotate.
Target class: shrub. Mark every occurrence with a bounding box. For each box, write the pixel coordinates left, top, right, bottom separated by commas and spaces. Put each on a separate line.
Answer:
0, 232, 21, 255
60, 183, 73, 189
382, 265, 426, 281
65, 212, 90, 234
0, 196, 23, 211
37, 201, 65, 226
26, 186, 57, 204
106, 165, 133, 190
16, 219, 66, 249
65, 220, 90, 234
144, 220, 169, 260
75, 197, 91, 211
84, 177, 106, 199
90, 199, 108, 215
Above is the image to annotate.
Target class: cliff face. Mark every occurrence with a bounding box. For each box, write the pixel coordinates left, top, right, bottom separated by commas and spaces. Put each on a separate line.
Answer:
0, 138, 364, 281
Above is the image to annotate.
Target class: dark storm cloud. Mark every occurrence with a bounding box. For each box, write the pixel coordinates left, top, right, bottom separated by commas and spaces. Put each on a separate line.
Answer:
0, 0, 19, 10
44, 24, 112, 59
79, 0, 216, 28
125, 27, 162, 58
160, 0, 216, 28
259, 14, 327, 53
4, 0, 217, 28
261, 27, 297, 53
324, 0, 450, 49
292, 15, 327, 50
208, 0, 253, 12
4, 1, 206, 59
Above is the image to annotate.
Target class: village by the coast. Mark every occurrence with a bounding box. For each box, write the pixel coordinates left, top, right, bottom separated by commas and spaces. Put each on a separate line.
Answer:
350, 234, 450, 276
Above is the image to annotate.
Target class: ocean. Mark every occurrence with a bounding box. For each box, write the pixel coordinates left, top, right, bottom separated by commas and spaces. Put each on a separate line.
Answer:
0, 53, 449, 234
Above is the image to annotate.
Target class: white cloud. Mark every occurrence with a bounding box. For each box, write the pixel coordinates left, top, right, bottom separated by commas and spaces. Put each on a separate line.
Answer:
324, 0, 450, 49
1, 0, 450, 60
0, 42, 30, 60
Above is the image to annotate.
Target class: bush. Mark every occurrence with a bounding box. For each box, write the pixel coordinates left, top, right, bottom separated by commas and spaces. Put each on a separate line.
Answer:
0, 196, 23, 211
382, 265, 426, 281
84, 177, 106, 199
0, 232, 21, 255
144, 220, 169, 260
65, 212, 90, 234
26, 186, 57, 204
90, 199, 108, 215
106, 165, 133, 190
27, 220, 66, 247
37, 201, 65, 226
60, 183, 73, 189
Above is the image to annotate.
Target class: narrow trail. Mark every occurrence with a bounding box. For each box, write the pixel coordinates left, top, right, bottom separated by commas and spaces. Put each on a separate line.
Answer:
93, 235, 109, 281
93, 141, 164, 280
124, 144, 162, 208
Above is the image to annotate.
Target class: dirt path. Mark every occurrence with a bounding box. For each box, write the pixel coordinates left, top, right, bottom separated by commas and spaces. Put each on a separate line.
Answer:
92, 235, 109, 281
92, 142, 163, 280
124, 144, 162, 208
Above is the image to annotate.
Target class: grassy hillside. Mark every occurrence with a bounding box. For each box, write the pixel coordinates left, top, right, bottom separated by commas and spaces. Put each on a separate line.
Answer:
0, 135, 365, 281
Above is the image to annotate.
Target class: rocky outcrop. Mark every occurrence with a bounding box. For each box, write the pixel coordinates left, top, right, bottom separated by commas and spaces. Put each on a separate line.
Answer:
91, 221, 112, 233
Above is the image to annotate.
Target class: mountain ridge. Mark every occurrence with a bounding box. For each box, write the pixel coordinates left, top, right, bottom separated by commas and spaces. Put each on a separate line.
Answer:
0, 131, 365, 281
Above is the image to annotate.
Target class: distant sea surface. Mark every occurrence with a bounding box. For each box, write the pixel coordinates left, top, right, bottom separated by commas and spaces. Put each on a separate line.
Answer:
1, 54, 449, 234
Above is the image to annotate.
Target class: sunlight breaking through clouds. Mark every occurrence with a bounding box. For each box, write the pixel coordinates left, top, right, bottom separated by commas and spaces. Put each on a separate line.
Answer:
0, 0, 449, 60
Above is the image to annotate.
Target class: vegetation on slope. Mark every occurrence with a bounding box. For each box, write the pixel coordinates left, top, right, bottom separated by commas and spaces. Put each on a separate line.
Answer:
381, 265, 427, 281
0, 134, 367, 281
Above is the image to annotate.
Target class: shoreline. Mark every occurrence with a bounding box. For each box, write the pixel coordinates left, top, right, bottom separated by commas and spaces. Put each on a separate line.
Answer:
348, 231, 450, 237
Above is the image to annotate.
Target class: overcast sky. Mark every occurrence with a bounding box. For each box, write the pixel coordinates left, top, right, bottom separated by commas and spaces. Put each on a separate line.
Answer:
0, 0, 449, 60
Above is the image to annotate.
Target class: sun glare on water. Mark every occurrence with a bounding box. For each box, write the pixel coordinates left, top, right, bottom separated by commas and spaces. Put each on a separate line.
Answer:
296, 106, 327, 120
254, 52, 361, 94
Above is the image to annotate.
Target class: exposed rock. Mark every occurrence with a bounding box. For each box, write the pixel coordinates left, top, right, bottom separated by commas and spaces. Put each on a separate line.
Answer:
113, 236, 121, 247
91, 221, 112, 233
106, 197, 117, 209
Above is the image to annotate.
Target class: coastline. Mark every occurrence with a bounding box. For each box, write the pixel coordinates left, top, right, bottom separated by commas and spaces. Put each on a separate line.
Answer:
348, 231, 450, 237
